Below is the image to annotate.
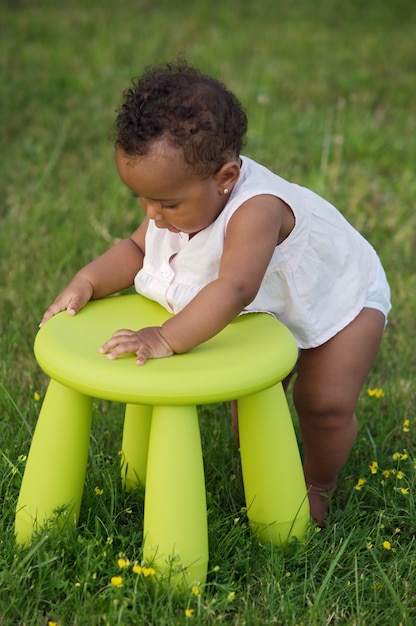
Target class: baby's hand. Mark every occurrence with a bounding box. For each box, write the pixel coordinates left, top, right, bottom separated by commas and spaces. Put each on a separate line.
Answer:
99, 326, 174, 365
39, 276, 94, 327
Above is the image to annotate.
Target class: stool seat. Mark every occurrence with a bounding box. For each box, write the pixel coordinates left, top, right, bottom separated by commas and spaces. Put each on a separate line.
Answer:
34, 294, 297, 405
16, 294, 310, 587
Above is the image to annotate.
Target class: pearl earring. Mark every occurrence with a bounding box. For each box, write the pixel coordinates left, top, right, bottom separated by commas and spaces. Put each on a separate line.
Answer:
223, 188, 229, 194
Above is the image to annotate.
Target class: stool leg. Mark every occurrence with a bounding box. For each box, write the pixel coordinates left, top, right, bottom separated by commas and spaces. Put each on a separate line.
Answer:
143, 405, 208, 587
120, 404, 152, 490
15, 379, 92, 544
238, 383, 310, 545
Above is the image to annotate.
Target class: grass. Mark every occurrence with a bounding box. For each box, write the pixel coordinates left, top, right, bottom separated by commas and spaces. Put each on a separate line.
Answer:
1, 0, 416, 623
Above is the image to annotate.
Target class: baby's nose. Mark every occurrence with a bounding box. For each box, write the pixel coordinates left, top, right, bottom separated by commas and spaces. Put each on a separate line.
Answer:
145, 202, 163, 221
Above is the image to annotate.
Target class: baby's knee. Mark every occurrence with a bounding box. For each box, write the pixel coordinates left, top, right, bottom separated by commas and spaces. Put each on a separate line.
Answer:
295, 393, 352, 423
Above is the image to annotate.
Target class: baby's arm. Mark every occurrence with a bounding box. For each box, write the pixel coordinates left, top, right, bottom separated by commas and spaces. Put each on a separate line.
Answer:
101, 196, 289, 364
161, 196, 283, 351
40, 219, 148, 326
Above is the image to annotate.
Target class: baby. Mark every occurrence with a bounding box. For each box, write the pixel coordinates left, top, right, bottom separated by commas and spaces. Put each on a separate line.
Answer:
41, 61, 391, 523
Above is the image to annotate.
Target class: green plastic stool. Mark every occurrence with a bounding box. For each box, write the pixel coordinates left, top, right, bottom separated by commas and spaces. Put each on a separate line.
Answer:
15, 294, 309, 586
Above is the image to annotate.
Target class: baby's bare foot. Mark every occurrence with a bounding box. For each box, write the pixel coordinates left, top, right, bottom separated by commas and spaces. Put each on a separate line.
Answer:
304, 473, 338, 525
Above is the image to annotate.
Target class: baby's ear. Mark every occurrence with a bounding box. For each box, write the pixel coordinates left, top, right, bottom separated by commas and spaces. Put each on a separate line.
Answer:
214, 160, 241, 193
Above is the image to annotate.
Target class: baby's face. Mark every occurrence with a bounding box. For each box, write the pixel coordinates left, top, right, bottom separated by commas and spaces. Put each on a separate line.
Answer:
116, 142, 236, 236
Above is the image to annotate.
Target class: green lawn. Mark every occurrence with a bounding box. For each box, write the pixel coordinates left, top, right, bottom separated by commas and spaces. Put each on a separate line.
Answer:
1, 1, 415, 624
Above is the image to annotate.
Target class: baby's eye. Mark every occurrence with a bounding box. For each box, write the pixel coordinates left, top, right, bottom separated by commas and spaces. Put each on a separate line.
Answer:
162, 204, 177, 210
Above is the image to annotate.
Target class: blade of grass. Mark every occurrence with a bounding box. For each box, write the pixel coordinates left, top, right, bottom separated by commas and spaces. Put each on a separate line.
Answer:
0, 382, 32, 435
34, 119, 70, 196
311, 531, 353, 618
369, 549, 411, 626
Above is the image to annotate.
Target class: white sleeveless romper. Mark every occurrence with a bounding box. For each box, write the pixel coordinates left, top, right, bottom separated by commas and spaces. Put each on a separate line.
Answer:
135, 156, 391, 349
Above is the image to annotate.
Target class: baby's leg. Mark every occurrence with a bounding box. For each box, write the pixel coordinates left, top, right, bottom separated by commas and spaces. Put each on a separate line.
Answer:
293, 308, 385, 524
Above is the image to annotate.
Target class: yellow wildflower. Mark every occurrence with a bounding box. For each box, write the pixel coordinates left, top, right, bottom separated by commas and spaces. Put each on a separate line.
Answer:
396, 471, 404, 480
110, 576, 123, 587
227, 591, 236, 601
402, 419, 410, 433
369, 461, 378, 474
382, 541, 391, 550
382, 469, 391, 478
367, 388, 385, 399
400, 487, 410, 495
133, 564, 143, 575
354, 478, 366, 491
117, 557, 130, 569
33, 391, 41, 401
257, 94, 270, 106
185, 608, 194, 617
142, 566, 155, 577
392, 452, 401, 461
94, 486, 103, 495
191, 585, 200, 596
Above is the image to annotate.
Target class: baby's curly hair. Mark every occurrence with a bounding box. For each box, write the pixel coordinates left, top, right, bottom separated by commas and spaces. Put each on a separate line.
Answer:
115, 60, 248, 178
